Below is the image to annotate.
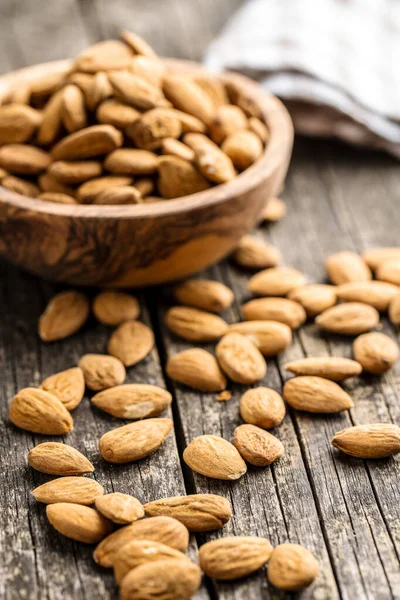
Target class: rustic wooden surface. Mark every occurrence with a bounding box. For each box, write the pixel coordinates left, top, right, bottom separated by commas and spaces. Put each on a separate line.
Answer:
1, 1, 400, 599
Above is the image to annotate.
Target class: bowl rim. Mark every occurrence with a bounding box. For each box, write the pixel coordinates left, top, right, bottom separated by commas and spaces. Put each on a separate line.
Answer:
0, 58, 293, 220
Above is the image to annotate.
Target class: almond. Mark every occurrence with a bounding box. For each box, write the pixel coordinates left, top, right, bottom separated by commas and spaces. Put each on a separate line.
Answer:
183, 132, 236, 183
332, 423, 400, 458
49, 160, 102, 184
127, 108, 182, 150
163, 108, 206, 134
183, 435, 247, 480
93, 516, 189, 567
232, 235, 281, 270
30, 70, 65, 98
39, 291, 90, 342
120, 30, 158, 58
9, 388, 73, 435
199, 536, 273, 580
37, 89, 64, 145
134, 177, 154, 197
91, 384, 172, 419
263, 197, 287, 222
33, 476, 103, 505
93, 186, 142, 205
52, 124, 123, 160
158, 155, 210, 198
95, 493, 144, 525
283, 357, 362, 382
316, 302, 379, 335
193, 74, 229, 108
283, 376, 353, 413
234, 424, 284, 466
130, 55, 166, 87
0, 144, 50, 175
38, 192, 77, 204
0, 167, 8, 180
166, 348, 227, 392
85, 71, 112, 110
336, 281, 399, 311
242, 298, 307, 329
165, 306, 228, 342
217, 390, 232, 402
249, 267, 306, 297
161, 137, 195, 162
174, 279, 233, 313
0, 104, 41, 144
268, 543, 319, 591
61, 84, 87, 133
248, 116, 269, 143
120, 559, 201, 600
97, 99, 141, 128
362, 247, 400, 270
163, 75, 215, 125
325, 251, 372, 284
77, 175, 133, 202
240, 387, 286, 429
28, 442, 93, 476
288, 284, 337, 317
108, 71, 163, 110
46, 503, 112, 544
104, 148, 158, 175
38, 172, 75, 196
2, 175, 39, 197
144, 494, 232, 532
353, 332, 398, 374
376, 260, 400, 286
78, 353, 126, 391
114, 540, 187, 585
228, 321, 292, 356
99, 418, 173, 464
209, 104, 248, 144
107, 320, 154, 366
389, 294, 400, 325
74, 40, 134, 72
216, 332, 266, 384
40, 367, 85, 411
93, 291, 140, 325
222, 130, 263, 170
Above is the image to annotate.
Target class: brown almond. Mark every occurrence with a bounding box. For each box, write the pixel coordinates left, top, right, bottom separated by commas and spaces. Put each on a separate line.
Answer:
46, 503, 112, 544
130, 55, 166, 87
9, 388, 73, 435
242, 297, 306, 329
325, 251, 372, 284
174, 279, 233, 313
85, 71, 112, 111
38, 192, 77, 204
120, 30, 158, 58
161, 137, 195, 162
268, 543, 319, 591
95, 493, 144, 525
0, 144, 50, 175
288, 284, 337, 317
183, 132, 236, 183
134, 177, 154, 197
209, 104, 248, 145
30, 70, 65, 98
353, 332, 398, 374
0, 167, 9, 180
92, 383, 172, 420
248, 116, 269, 143
163, 75, 215, 125
114, 540, 187, 585
93, 186, 142, 205
99, 418, 173, 464
376, 260, 400, 286
74, 40, 134, 73
38, 172, 75, 196
108, 71, 163, 110
193, 74, 229, 109
263, 197, 287, 221
94, 516, 189, 567
199, 536, 273, 580
316, 302, 379, 335
183, 435, 247, 480
67, 72, 94, 104
389, 294, 400, 325
93, 291, 140, 326
336, 281, 399, 311
49, 160, 102, 184
240, 387, 286, 429
362, 247, 400, 270
249, 267, 306, 297
33, 476, 103, 505
222, 130, 263, 170
0, 104, 42, 144
232, 235, 281, 270
104, 148, 158, 175
127, 108, 182, 150
39, 290, 89, 342
163, 108, 206, 134
228, 321, 292, 356
165, 306, 228, 342
234, 424, 284, 466
2, 175, 39, 197
37, 89, 64, 145
52, 124, 123, 160
40, 367, 85, 411
283, 376, 354, 413
107, 320, 154, 366
28, 442, 93, 476
97, 99, 141, 128
158, 155, 210, 199
144, 494, 232, 532
216, 332, 266, 384
78, 353, 126, 391
77, 175, 133, 203
332, 423, 400, 458
284, 357, 362, 382
166, 348, 227, 392
61, 84, 87, 133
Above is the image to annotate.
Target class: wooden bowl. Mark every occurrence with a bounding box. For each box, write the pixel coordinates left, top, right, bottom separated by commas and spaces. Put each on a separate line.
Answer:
0, 59, 293, 287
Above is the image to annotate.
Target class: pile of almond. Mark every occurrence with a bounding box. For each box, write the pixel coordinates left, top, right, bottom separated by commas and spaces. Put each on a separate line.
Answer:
0, 31, 268, 205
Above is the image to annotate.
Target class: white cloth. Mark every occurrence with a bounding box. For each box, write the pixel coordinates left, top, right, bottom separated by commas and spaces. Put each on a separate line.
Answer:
205, 0, 400, 157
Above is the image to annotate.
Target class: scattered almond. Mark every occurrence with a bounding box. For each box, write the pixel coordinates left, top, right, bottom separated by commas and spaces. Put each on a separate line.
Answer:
38, 192, 77, 204
263, 197, 287, 221
217, 390, 232, 402
332, 423, 400, 458
93, 291, 140, 326
108, 70, 163, 110
174, 279, 233, 313
107, 320, 154, 366
336, 281, 399, 311
120, 29, 158, 58
240, 387, 286, 429
283, 376, 354, 413
268, 543, 319, 591
165, 306, 228, 342
325, 251, 372, 284
95, 493, 144, 525
127, 107, 181, 150
77, 175, 133, 203
9, 388, 73, 435
2, 175, 40, 197
183, 435, 247, 480
49, 160, 102, 184
228, 320, 292, 356
234, 424, 284, 466
249, 266, 306, 297
166, 348, 227, 392
353, 332, 398, 374
232, 235, 281, 270
242, 297, 307, 329
32, 476, 103, 505
161, 137, 195, 162
28, 442, 93, 476
248, 116, 269, 143
78, 353, 126, 391
199, 536, 273, 580
362, 247, 400, 270
288, 284, 337, 317
46, 503, 112, 544
61, 84, 87, 133
283, 357, 362, 382
216, 332, 266, 384
38, 290, 90, 342
40, 367, 85, 411
315, 302, 379, 335
91, 384, 172, 419
96, 98, 141, 129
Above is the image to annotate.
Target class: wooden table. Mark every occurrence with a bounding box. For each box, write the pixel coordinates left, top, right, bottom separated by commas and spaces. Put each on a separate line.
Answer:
1, 2, 400, 599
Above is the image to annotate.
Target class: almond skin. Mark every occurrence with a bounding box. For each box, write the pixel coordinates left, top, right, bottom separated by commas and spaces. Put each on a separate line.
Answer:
174, 279, 234, 313
78, 353, 126, 391
288, 284, 337, 317
376, 260, 400, 286
157, 155, 210, 199
49, 160, 102, 184
0, 144, 51, 175
362, 247, 400, 270
93, 291, 140, 326
336, 281, 399, 311
165, 306, 228, 342
51, 124, 123, 160
74, 39, 134, 72
38, 291, 90, 342
389, 294, 400, 325
0, 104, 42, 144
183, 132, 236, 183
325, 251, 372, 284
249, 267, 306, 297
95, 493, 144, 525
353, 332, 399, 374
216, 332, 266, 384
144, 494, 232, 532
283, 376, 354, 413
268, 543, 319, 591
199, 536, 273, 580
183, 435, 247, 480
316, 302, 379, 335
232, 235, 281, 270
240, 387, 286, 429
91, 384, 172, 419
127, 107, 181, 150
46, 503, 112, 544
99, 418, 173, 464
40, 367, 85, 411
163, 75, 215, 125
28, 442, 94, 476
166, 348, 227, 392
222, 130, 263, 170
107, 320, 154, 367
242, 297, 307, 329
228, 321, 292, 356
283, 357, 362, 382
33, 476, 103, 505
9, 388, 73, 435
104, 148, 158, 175
93, 516, 189, 567
332, 423, 400, 458
77, 175, 133, 203
234, 424, 284, 466
209, 104, 248, 144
